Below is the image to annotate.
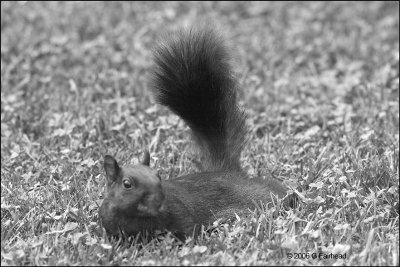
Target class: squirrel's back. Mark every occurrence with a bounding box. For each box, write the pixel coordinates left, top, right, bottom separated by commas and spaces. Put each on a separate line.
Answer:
151, 27, 248, 172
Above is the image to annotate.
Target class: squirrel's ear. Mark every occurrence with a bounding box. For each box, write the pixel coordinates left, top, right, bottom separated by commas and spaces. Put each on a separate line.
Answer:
142, 150, 150, 166
104, 155, 120, 182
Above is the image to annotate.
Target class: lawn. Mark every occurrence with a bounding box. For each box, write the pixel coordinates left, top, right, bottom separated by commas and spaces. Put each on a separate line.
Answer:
1, 1, 399, 266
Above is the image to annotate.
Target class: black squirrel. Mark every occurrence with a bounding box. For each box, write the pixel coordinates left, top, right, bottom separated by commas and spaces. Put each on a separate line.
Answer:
99, 27, 288, 239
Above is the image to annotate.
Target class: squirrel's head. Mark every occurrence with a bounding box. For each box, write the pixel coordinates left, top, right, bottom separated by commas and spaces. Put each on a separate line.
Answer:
100, 152, 165, 222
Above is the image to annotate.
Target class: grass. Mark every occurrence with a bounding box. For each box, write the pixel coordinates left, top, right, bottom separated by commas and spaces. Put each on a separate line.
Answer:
1, 1, 399, 266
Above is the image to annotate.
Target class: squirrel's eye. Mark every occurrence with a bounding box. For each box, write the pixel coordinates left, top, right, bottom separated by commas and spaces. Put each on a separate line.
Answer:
123, 180, 132, 189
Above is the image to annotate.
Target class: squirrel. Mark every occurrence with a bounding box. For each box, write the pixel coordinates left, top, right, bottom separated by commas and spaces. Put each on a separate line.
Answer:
99, 27, 289, 240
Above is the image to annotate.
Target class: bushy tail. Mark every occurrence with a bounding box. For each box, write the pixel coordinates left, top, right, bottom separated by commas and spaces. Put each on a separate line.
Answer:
150, 27, 248, 172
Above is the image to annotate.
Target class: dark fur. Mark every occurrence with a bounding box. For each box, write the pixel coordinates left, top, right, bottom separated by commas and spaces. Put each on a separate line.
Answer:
100, 166, 288, 238
151, 28, 248, 171
99, 27, 289, 240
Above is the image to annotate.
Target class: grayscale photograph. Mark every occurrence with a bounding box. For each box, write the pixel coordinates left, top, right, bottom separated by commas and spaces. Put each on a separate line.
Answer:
1, 1, 399, 265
